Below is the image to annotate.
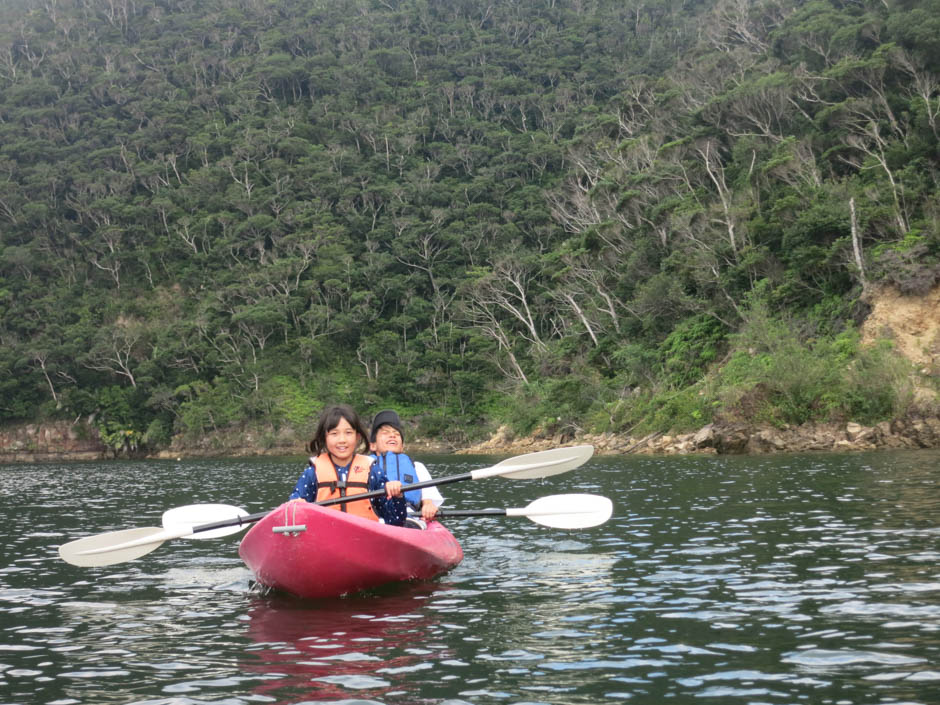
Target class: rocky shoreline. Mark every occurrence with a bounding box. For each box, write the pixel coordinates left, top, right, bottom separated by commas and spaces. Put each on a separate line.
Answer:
458, 416, 940, 455
2, 415, 940, 464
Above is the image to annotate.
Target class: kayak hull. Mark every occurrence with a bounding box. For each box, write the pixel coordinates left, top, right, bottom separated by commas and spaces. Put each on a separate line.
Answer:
238, 501, 463, 599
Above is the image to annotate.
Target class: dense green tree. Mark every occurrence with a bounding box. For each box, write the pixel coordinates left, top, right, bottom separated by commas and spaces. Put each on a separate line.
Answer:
0, 0, 936, 450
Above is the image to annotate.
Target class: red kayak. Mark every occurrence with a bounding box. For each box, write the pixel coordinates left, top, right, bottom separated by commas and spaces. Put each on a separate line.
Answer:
238, 501, 463, 598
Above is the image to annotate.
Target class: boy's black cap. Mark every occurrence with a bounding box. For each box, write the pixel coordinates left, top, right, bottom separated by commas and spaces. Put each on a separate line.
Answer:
370, 409, 404, 443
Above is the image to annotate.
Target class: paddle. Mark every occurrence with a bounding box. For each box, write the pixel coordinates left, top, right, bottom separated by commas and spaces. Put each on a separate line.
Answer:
58, 444, 594, 567
190, 444, 595, 533
58, 504, 250, 567
437, 493, 613, 529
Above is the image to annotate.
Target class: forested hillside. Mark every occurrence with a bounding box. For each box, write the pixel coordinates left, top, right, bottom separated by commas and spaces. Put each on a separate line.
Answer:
1, 0, 938, 452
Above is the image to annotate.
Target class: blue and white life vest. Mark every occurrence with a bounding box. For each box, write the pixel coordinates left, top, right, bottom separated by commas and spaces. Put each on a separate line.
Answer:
375, 452, 422, 510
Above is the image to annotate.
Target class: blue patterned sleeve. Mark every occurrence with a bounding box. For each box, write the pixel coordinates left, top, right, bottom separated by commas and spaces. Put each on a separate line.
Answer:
289, 465, 319, 502
368, 460, 408, 526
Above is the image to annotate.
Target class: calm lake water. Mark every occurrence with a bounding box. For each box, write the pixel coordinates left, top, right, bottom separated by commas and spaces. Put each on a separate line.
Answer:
2, 450, 939, 705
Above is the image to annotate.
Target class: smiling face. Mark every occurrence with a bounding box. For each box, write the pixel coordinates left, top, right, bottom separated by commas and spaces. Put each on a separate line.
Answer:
373, 425, 403, 454
325, 416, 360, 465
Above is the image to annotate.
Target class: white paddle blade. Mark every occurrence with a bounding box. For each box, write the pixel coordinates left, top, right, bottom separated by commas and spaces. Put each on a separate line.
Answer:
58, 527, 173, 567
162, 503, 249, 539
471, 445, 594, 481
509, 493, 613, 529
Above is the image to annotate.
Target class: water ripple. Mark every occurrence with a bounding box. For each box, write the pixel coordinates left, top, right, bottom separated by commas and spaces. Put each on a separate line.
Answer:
782, 648, 926, 667
2, 452, 939, 704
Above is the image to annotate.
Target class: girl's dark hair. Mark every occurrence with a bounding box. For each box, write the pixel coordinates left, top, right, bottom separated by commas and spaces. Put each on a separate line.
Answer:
308, 404, 369, 456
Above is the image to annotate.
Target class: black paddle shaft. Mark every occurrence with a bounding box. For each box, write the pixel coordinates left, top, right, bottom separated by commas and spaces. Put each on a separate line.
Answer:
190, 471, 475, 535
437, 509, 508, 518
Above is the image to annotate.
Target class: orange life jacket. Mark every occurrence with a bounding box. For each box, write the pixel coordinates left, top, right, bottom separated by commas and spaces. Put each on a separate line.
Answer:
312, 452, 378, 521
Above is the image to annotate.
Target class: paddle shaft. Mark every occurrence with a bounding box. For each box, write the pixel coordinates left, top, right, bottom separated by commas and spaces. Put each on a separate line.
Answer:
190, 471, 474, 535
438, 493, 613, 528
184, 445, 593, 535
59, 446, 594, 567
437, 509, 507, 518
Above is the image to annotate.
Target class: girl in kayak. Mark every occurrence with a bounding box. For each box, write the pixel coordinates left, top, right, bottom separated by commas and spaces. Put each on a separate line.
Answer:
289, 404, 407, 526
369, 409, 443, 523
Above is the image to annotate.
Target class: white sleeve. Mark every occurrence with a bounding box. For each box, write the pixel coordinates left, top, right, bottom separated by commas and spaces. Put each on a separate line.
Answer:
414, 461, 444, 506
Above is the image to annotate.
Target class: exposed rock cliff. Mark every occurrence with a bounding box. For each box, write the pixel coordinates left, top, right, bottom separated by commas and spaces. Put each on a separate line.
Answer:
0, 421, 106, 462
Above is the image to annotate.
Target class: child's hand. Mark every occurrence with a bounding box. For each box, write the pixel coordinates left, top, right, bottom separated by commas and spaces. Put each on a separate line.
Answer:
385, 481, 402, 498
421, 500, 439, 521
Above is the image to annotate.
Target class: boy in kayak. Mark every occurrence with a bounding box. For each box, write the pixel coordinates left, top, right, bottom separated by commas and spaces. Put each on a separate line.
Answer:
369, 409, 443, 524
289, 404, 408, 526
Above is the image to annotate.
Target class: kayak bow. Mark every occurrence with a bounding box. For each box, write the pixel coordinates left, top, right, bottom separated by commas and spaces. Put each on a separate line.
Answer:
238, 501, 463, 598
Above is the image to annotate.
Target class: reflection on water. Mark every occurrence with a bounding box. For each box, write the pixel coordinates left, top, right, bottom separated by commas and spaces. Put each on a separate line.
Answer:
242, 585, 443, 703
0, 451, 938, 703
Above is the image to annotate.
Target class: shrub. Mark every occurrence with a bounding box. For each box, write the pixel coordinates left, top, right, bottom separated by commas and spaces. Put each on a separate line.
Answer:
618, 386, 715, 435
842, 339, 914, 422
496, 372, 611, 438
259, 376, 320, 429
175, 379, 245, 438
711, 307, 911, 427
659, 314, 727, 388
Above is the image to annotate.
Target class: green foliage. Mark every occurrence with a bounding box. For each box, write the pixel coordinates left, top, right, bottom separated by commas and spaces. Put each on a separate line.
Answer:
93, 385, 148, 428
0, 0, 935, 447
144, 418, 172, 448
175, 380, 246, 439
710, 310, 913, 427
90, 385, 151, 455
97, 422, 143, 456
659, 315, 727, 388
842, 339, 915, 422
498, 372, 611, 438
259, 376, 321, 429
607, 386, 715, 436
